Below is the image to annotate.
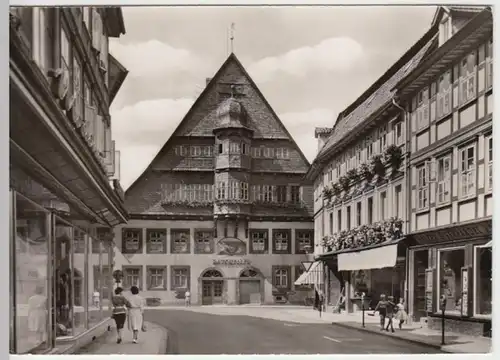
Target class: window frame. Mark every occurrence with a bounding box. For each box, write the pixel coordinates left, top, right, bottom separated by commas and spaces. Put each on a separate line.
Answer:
170, 229, 191, 254
122, 228, 143, 254
122, 265, 143, 290
437, 69, 452, 119
436, 154, 452, 206
194, 229, 214, 254
415, 87, 430, 131
170, 265, 190, 291
272, 266, 291, 290
416, 164, 429, 211
272, 229, 291, 254
459, 143, 477, 200
436, 246, 466, 316
295, 230, 313, 254
146, 266, 167, 291
486, 135, 493, 193
249, 229, 269, 254
146, 228, 167, 254
473, 244, 492, 319
459, 51, 477, 106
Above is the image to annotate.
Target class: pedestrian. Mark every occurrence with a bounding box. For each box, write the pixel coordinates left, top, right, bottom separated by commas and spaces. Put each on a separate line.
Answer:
111, 287, 131, 344
394, 297, 408, 329
385, 295, 396, 333
185, 290, 191, 307
128, 286, 145, 343
373, 294, 388, 331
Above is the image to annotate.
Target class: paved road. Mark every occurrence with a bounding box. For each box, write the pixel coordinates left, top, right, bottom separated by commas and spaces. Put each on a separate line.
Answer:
144, 309, 442, 354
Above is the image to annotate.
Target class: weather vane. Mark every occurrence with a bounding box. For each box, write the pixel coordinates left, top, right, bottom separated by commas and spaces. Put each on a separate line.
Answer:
230, 23, 235, 53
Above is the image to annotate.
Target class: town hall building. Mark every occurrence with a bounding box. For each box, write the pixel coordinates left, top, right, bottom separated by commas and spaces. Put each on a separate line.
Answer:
114, 53, 315, 306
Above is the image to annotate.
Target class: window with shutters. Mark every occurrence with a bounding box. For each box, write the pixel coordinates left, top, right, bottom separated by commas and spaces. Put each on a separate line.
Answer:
459, 144, 476, 198
486, 38, 493, 90
487, 136, 493, 192
417, 164, 429, 210
437, 70, 452, 119
459, 52, 477, 106
436, 155, 452, 205
415, 88, 430, 131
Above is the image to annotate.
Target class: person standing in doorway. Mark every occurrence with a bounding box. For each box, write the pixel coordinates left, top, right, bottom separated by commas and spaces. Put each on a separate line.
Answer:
185, 290, 191, 307
373, 294, 388, 331
128, 286, 145, 344
385, 296, 396, 333
111, 287, 131, 344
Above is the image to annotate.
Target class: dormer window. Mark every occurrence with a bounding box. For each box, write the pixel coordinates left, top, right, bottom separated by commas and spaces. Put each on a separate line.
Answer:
439, 15, 452, 46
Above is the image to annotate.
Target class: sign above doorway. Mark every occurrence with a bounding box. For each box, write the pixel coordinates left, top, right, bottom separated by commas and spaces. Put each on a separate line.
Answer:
213, 258, 250, 266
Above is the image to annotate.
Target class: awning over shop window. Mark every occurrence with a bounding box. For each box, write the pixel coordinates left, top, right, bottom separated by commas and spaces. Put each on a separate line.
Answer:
294, 261, 324, 286
337, 243, 398, 271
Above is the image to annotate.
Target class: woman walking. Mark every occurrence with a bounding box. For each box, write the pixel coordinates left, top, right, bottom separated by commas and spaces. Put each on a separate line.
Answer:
395, 298, 408, 329
111, 287, 131, 344
128, 286, 145, 343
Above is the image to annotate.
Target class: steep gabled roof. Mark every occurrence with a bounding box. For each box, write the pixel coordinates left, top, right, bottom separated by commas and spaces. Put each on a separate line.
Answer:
125, 52, 311, 195
313, 25, 438, 165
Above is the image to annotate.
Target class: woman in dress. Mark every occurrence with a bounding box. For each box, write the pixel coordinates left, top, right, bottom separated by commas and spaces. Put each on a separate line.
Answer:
128, 286, 145, 343
394, 297, 408, 329
111, 287, 131, 344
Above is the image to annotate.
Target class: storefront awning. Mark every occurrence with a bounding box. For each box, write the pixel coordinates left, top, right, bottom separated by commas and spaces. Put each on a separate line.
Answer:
337, 243, 398, 271
294, 261, 324, 286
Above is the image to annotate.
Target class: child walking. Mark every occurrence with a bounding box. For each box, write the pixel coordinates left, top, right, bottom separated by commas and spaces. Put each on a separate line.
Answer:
395, 298, 408, 329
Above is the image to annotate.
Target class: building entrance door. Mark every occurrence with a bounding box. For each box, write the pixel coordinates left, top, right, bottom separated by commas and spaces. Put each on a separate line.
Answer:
239, 268, 262, 304
201, 269, 224, 305
202, 280, 223, 305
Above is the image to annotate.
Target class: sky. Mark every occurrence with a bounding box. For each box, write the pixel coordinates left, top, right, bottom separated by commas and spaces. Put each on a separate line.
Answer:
109, 5, 437, 190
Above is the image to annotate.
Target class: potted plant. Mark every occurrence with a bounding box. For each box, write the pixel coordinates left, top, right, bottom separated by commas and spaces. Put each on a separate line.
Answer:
359, 163, 374, 184
338, 175, 351, 193
346, 168, 361, 184
322, 186, 334, 202
371, 154, 386, 180
384, 144, 403, 176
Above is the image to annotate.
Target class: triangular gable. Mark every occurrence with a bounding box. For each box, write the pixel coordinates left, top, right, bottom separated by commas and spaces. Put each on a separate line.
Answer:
126, 53, 311, 195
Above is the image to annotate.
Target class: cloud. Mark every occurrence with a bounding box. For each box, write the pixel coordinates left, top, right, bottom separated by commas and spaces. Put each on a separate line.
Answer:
109, 39, 210, 78
248, 37, 364, 83
111, 98, 194, 188
280, 108, 336, 162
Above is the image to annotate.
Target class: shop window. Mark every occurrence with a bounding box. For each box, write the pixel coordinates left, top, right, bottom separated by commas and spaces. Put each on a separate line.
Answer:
295, 230, 313, 254
171, 229, 190, 254
171, 266, 190, 290
474, 245, 492, 316
122, 266, 143, 290
272, 230, 290, 253
122, 228, 142, 254
459, 144, 476, 199
273, 267, 290, 289
13, 193, 50, 353
147, 266, 167, 290
417, 164, 429, 210
146, 229, 166, 254
436, 155, 452, 205
250, 229, 268, 253
195, 230, 213, 254
351, 270, 371, 298
438, 247, 465, 315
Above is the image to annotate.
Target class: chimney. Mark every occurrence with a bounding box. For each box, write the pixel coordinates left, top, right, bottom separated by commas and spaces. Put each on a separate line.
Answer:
314, 127, 334, 154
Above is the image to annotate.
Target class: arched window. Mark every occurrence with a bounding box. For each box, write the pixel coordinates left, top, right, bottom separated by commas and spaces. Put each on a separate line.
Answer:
202, 269, 223, 278
240, 269, 258, 278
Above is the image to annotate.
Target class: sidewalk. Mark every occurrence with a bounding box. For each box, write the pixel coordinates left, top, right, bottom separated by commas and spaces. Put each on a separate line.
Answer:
76, 321, 167, 354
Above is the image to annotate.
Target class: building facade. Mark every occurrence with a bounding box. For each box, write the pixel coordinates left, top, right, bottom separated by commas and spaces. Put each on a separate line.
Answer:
116, 53, 315, 306
307, 25, 437, 313
393, 6, 492, 336
9, 7, 128, 354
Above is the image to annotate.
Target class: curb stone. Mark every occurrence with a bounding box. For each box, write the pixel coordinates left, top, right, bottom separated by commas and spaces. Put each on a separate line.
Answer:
331, 322, 446, 352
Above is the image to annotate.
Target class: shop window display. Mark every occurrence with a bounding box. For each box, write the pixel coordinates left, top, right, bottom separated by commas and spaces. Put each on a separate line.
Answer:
13, 193, 50, 353
88, 235, 103, 328
475, 245, 492, 316
438, 248, 465, 314
72, 228, 87, 336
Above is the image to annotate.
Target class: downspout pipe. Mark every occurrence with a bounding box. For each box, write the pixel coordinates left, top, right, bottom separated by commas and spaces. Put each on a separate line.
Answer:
392, 96, 412, 321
